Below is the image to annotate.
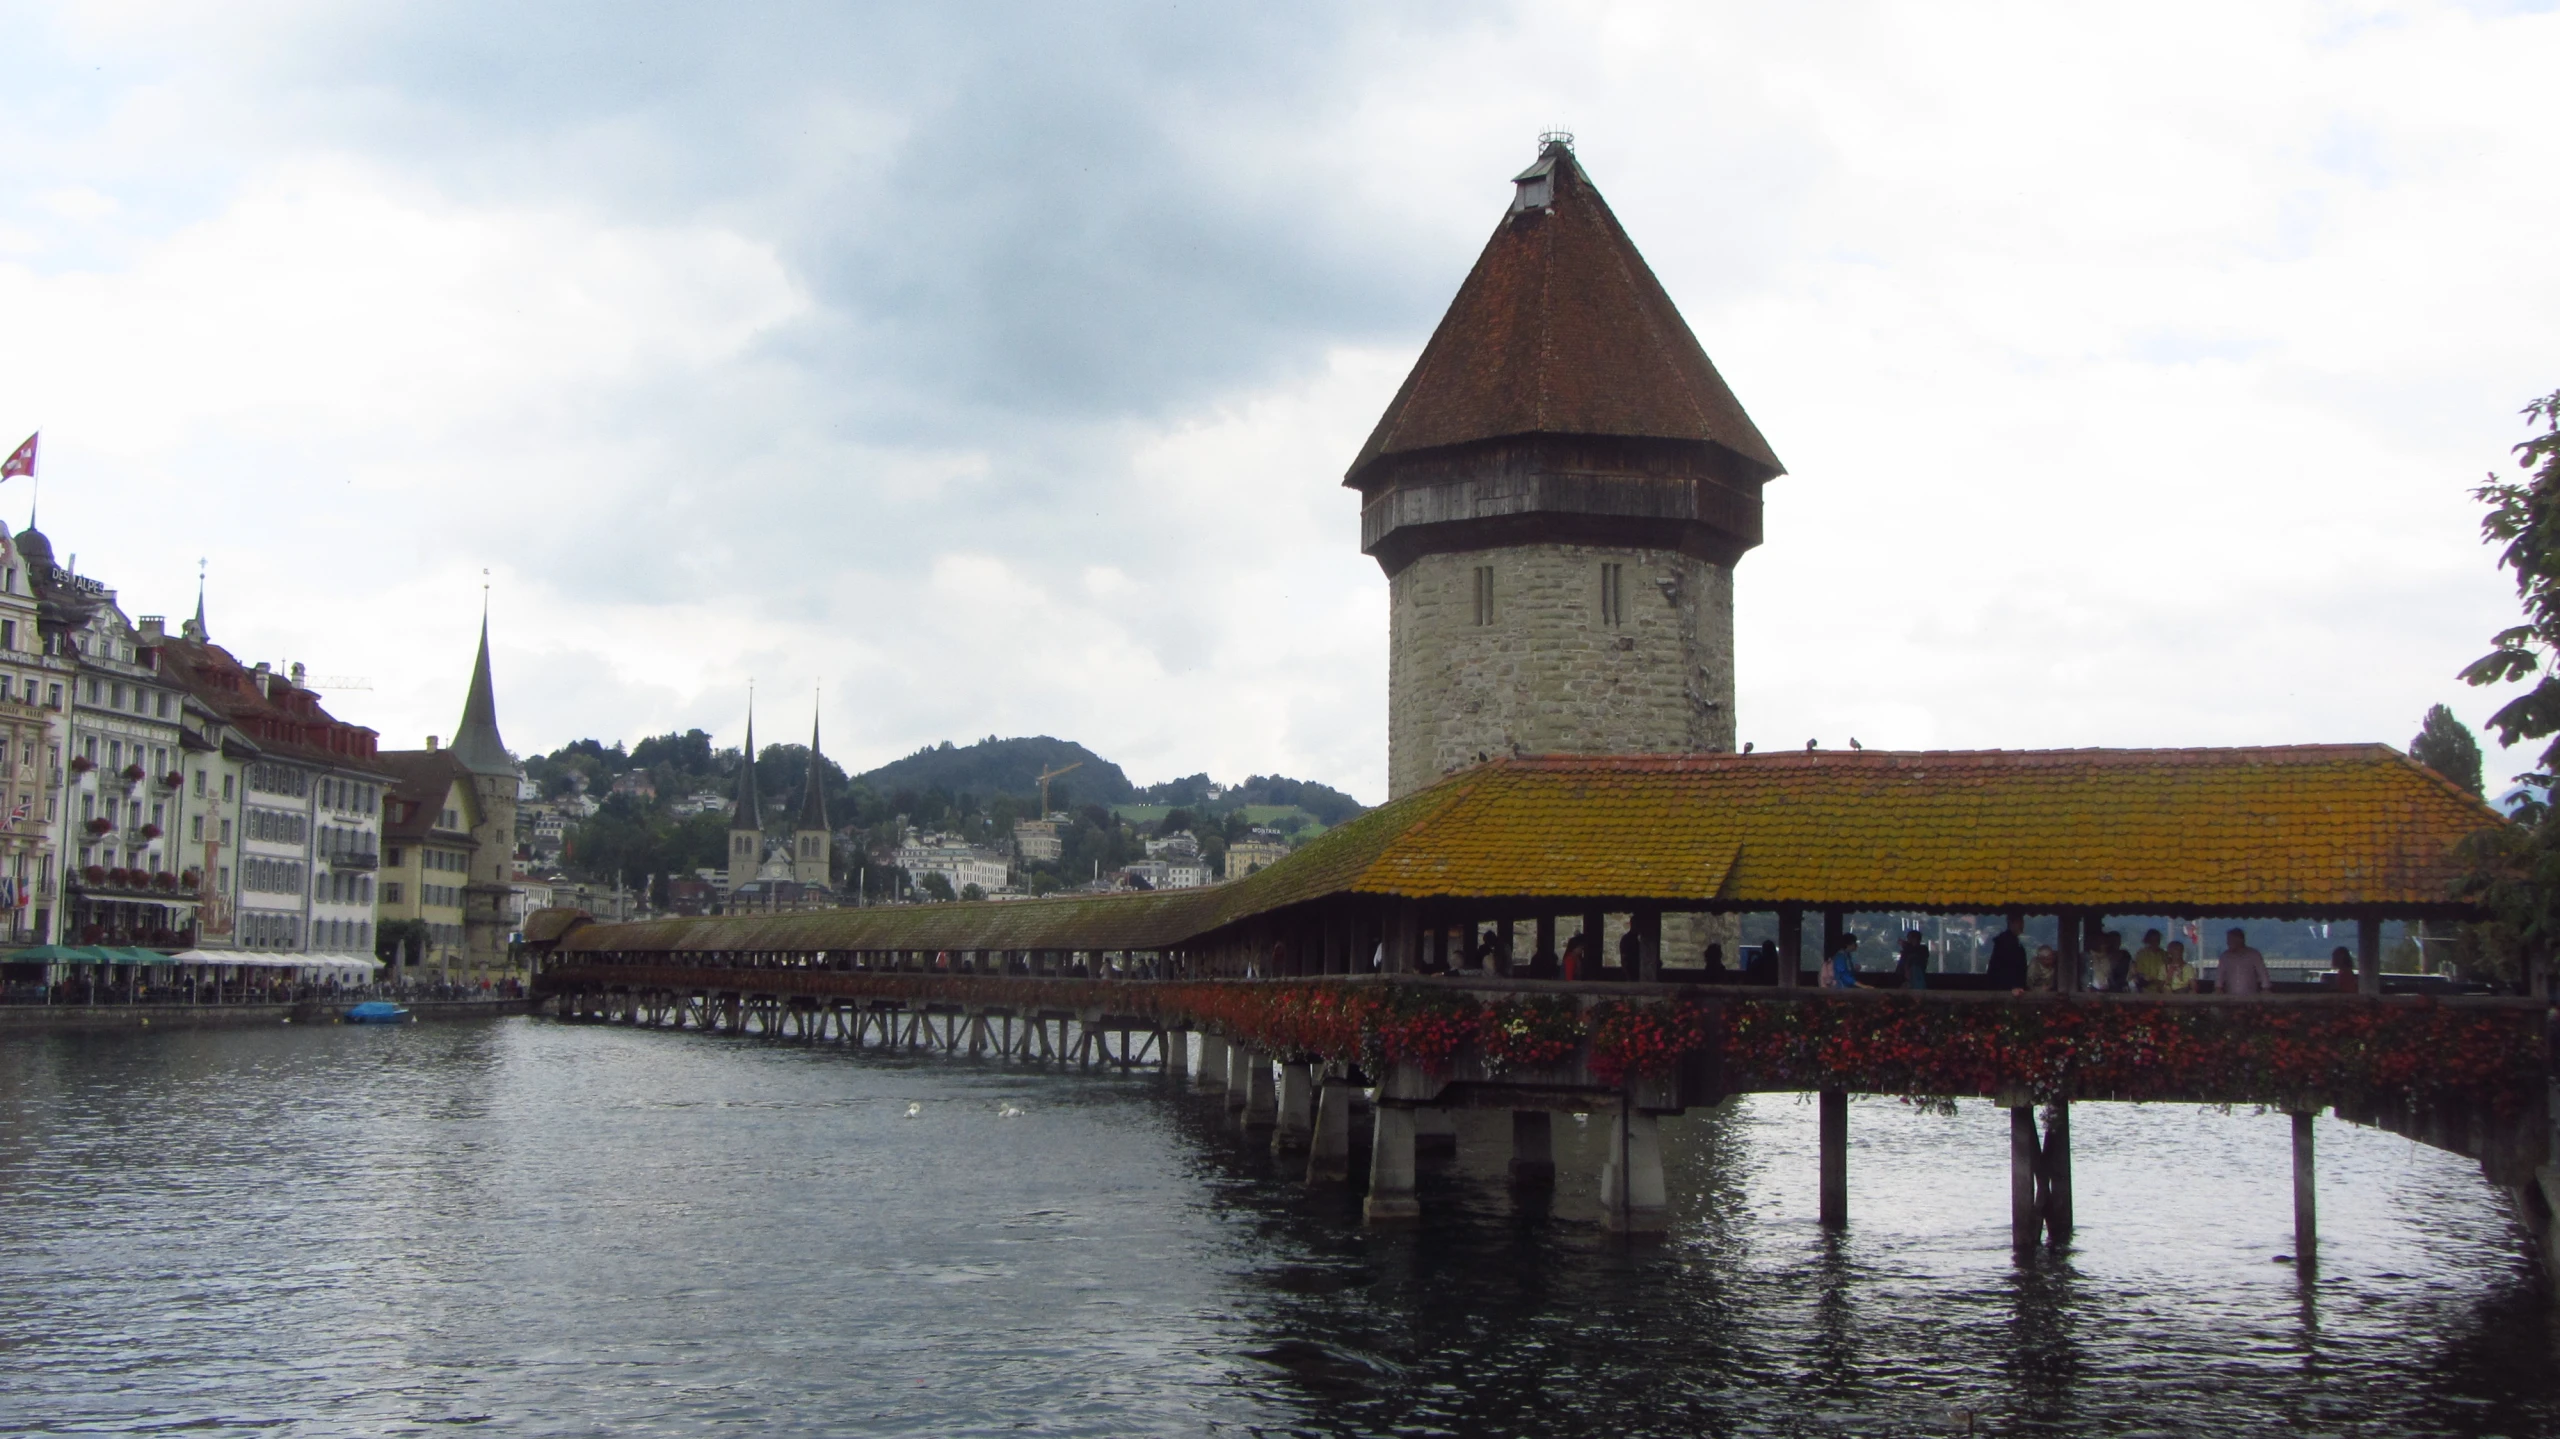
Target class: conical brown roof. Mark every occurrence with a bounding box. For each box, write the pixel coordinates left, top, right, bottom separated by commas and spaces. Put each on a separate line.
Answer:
1347, 142, 1782, 485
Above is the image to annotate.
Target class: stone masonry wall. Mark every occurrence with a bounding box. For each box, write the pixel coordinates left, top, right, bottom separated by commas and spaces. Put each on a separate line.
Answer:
1387, 543, 1736, 799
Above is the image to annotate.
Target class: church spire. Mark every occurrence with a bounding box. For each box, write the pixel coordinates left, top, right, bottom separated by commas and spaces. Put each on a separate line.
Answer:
449, 609, 513, 777
731, 695, 762, 833
796, 696, 828, 832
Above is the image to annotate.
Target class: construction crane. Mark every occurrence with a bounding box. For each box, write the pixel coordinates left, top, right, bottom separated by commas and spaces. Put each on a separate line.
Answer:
1037, 761, 1083, 817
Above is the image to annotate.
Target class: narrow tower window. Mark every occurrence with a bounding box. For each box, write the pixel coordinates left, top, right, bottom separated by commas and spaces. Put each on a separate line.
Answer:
1472, 566, 1495, 626
1599, 563, 1625, 626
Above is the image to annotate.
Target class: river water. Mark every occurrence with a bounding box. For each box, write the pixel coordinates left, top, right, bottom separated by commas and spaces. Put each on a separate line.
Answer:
2, 1017, 2556, 1437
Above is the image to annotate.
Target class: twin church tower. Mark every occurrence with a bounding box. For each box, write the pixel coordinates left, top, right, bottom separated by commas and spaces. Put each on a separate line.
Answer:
1358, 136, 1783, 798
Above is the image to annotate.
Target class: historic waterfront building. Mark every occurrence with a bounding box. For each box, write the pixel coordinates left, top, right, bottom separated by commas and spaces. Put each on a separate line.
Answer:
0, 524, 69, 947
375, 619, 520, 979
16, 533, 204, 948
1349, 136, 1784, 799
160, 604, 388, 959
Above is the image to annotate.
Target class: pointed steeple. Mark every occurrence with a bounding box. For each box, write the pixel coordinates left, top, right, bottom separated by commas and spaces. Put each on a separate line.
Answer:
1345, 137, 1783, 579
1349, 137, 1781, 484
731, 698, 762, 833
186, 561, 208, 642
796, 698, 828, 832
449, 611, 513, 777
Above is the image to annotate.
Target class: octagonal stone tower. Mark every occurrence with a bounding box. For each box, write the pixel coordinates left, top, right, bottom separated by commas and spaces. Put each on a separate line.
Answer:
1353, 138, 1786, 799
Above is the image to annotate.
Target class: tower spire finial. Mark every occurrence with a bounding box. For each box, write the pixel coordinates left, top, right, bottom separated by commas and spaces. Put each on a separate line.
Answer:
449, 593, 511, 777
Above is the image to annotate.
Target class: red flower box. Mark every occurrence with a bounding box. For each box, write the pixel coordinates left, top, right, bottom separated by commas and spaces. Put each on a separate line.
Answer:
120, 763, 146, 783
160, 771, 183, 789
84, 817, 113, 835
105, 867, 129, 887
138, 823, 162, 840
81, 864, 105, 883
68, 756, 94, 774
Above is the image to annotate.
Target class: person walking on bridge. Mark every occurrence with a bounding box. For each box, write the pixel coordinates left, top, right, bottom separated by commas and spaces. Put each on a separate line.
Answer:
1985, 914, 2028, 992
1896, 930, 1930, 990
1821, 934, 1864, 989
2217, 928, 2272, 996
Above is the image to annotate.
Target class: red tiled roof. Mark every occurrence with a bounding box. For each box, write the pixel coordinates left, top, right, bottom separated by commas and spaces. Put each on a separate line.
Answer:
1347, 143, 1783, 485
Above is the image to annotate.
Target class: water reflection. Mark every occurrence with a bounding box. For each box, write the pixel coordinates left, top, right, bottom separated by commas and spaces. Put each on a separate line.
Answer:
0, 1021, 2555, 1437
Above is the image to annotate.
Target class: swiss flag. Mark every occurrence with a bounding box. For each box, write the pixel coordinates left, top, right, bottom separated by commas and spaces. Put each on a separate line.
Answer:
0, 433, 32, 482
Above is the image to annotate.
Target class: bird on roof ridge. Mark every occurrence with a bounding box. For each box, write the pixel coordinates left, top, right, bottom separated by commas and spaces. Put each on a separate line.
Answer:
1806, 739, 1818, 751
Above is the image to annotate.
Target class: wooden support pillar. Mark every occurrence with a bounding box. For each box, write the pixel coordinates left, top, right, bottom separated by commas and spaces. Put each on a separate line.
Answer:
1819, 1088, 1848, 1229
1243, 1052, 1278, 1130
1509, 1110, 1555, 1188
1821, 908, 1846, 981
1600, 1104, 1668, 1234
1364, 1106, 1421, 1224
1225, 1044, 1251, 1111
1583, 908, 1606, 975
2291, 1109, 2318, 1268
1634, 907, 1662, 983
1496, 918, 1516, 978
1272, 1062, 1314, 1153
2054, 909, 2081, 993
1778, 904, 1804, 988
1306, 1079, 1354, 1186
2041, 1102, 2074, 1244
1535, 914, 1557, 972
2358, 915, 2383, 997
2009, 1104, 2041, 1254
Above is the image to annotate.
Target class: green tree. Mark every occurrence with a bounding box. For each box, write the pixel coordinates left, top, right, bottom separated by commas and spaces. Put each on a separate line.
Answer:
2454, 389, 2560, 975
919, 872, 956, 902
2411, 704, 2485, 796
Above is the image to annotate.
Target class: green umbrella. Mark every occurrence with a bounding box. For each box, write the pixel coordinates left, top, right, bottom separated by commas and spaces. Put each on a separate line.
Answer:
113, 947, 179, 965
9, 944, 90, 961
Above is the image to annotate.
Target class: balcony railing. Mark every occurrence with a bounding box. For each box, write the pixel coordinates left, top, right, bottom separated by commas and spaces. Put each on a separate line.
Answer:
328, 850, 381, 871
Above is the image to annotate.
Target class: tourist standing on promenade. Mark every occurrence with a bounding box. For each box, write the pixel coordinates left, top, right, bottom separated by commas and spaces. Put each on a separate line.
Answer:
2218, 928, 2272, 996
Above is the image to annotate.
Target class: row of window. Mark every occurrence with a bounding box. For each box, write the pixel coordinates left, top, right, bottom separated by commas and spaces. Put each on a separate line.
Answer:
314, 917, 371, 951
388, 921, 466, 958
81, 737, 171, 776
318, 871, 374, 905
316, 825, 373, 858
0, 670, 64, 710
239, 911, 301, 949
242, 858, 308, 894
247, 763, 307, 797
245, 808, 308, 845
318, 778, 377, 814
81, 675, 175, 719
423, 848, 467, 873
79, 795, 163, 830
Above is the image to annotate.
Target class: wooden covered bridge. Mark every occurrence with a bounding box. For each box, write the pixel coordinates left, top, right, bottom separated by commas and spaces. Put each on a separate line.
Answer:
529, 746, 2553, 1267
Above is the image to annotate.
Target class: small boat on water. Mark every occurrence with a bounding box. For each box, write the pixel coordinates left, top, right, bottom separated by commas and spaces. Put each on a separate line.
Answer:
342, 1001, 412, 1025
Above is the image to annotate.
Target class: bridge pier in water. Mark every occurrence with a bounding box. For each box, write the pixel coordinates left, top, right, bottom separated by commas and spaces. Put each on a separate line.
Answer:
1306, 1078, 1355, 1185
1365, 1105, 1421, 1224
1272, 1062, 1314, 1154
1510, 1111, 1556, 1188
1819, 1089, 1848, 1230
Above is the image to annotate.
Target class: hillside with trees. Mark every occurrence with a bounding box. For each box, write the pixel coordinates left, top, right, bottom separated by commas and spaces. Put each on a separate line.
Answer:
522, 731, 1368, 897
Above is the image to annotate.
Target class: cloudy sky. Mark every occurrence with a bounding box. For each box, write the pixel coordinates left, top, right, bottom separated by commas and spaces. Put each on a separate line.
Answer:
1, 2, 2554, 803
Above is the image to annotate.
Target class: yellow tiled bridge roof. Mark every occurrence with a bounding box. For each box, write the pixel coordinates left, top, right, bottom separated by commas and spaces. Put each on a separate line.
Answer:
552, 746, 2501, 957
